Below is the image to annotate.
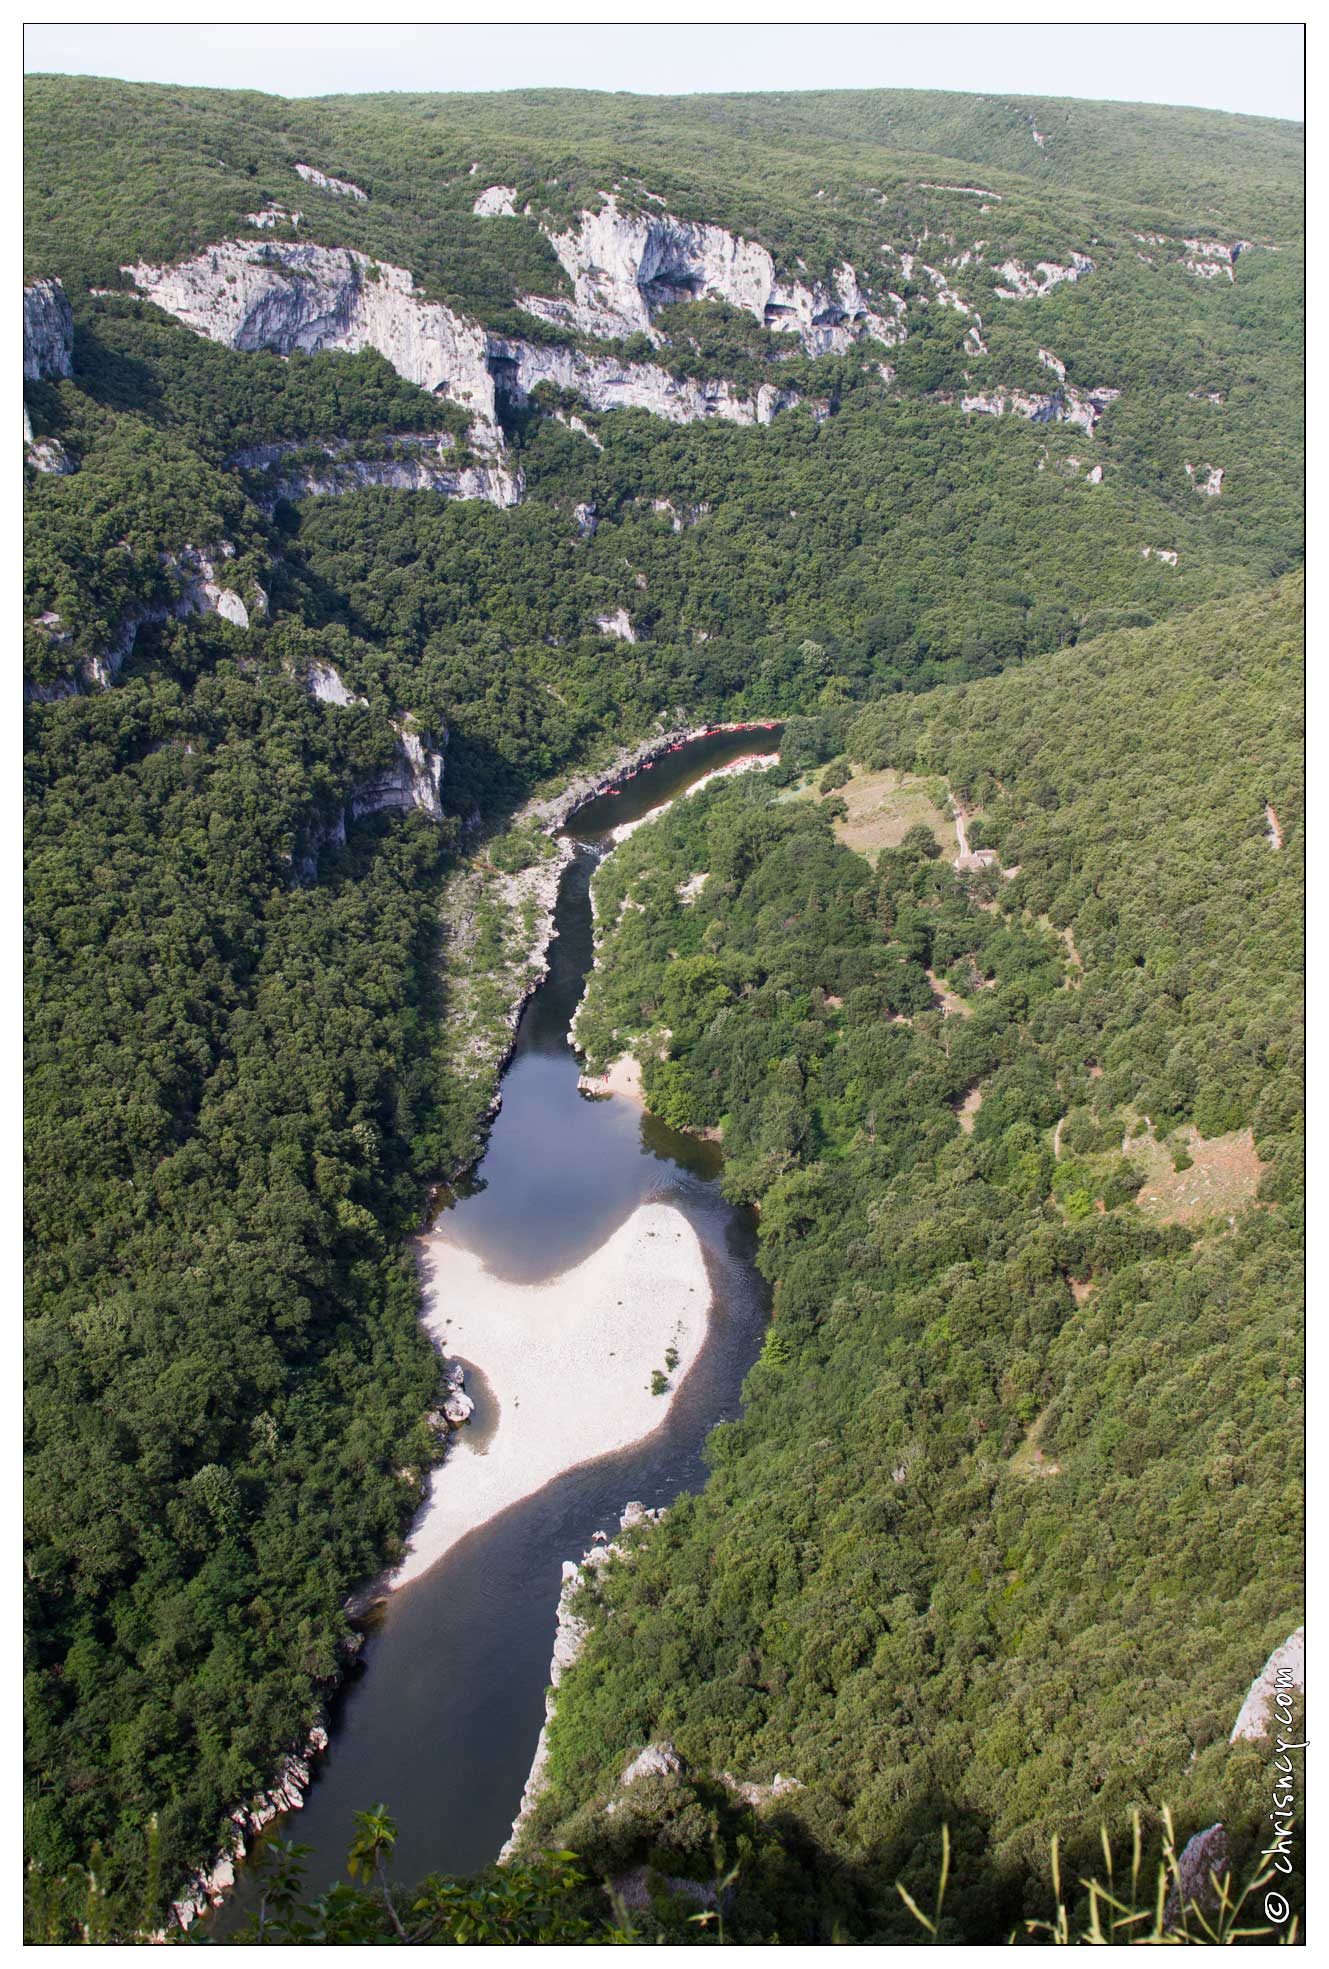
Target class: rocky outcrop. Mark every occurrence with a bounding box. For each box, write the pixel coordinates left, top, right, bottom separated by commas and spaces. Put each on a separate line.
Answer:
473, 184, 518, 217
719, 1770, 803, 1808
993, 254, 1093, 299
1162, 1824, 1229, 1931
163, 1717, 331, 1935
520, 194, 903, 355
24, 277, 73, 380
428, 1361, 475, 1430
296, 670, 445, 874
501, 1502, 665, 1861
958, 384, 1119, 435
595, 607, 636, 642
125, 242, 500, 435
125, 240, 806, 445
25, 426, 74, 475
73, 542, 260, 689
1141, 546, 1179, 567
1184, 461, 1224, 497
231, 433, 522, 509
551, 408, 603, 448
246, 204, 302, 230
492, 333, 802, 428
306, 659, 366, 708
1230, 1626, 1303, 1743
1182, 239, 1255, 281
295, 162, 367, 201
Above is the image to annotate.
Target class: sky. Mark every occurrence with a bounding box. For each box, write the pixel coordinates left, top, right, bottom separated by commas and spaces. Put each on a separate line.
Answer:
22, 22, 1304, 122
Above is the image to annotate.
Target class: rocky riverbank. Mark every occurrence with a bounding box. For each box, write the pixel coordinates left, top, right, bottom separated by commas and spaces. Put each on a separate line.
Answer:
500, 1502, 666, 1861
158, 1717, 331, 1937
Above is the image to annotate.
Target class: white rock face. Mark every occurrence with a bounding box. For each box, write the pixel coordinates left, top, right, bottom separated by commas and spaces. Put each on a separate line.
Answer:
81, 542, 258, 688
125, 241, 500, 433
25, 434, 74, 475
595, 607, 636, 642
1182, 238, 1254, 281
125, 239, 806, 445
164, 1717, 331, 1933
959, 384, 1118, 435
501, 1504, 666, 1862
551, 408, 603, 448
473, 184, 518, 217
1141, 546, 1179, 566
621, 1742, 682, 1787
918, 182, 1000, 199
296, 701, 444, 875
994, 254, 1093, 299
521, 194, 903, 354
232, 433, 522, 509
246, 205, 302, 230
295, 162, 367, 201
24, 278, 73, 380
1037, 346, 1066, 381
497, 332, 801, 428
306, 660, 366, 708
1184, 460, 1224, 497
1230, 1626, 1303, 1742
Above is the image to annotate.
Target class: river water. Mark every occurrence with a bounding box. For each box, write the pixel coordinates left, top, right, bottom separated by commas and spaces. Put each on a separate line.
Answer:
214, 726, 777, 1925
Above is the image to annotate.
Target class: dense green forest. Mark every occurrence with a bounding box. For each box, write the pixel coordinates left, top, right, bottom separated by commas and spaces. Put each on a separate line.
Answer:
24, 72, 1301, 1941
537, 577, 1303, 1940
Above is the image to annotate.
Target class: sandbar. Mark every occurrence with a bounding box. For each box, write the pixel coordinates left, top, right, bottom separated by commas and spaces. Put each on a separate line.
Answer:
394, 1200, 711, 1589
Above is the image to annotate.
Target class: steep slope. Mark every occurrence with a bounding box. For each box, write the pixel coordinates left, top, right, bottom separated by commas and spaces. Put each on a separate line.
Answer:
527, 575, 1303, 1941
23, 77, 1302, 1936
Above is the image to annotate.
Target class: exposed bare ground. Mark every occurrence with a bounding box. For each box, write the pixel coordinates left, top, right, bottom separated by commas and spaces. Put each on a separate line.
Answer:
1010, 1409, 1062, 1480
1265, 802, 1284, 850
1069, 1278, 1095, 1304
787, 764, 953, 858
926, 968, 972, 1018
956, 1084, 984, 1133
1133, 1125, 1262, 1226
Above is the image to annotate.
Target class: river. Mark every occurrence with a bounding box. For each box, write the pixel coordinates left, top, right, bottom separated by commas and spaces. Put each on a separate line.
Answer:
212, 725, 778, 1927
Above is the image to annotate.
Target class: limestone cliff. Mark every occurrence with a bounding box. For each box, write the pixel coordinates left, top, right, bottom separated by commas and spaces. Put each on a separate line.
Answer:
124, 242, 500, 434
65, 542, 263, 689
23, 277, 73, 380
294, 162, 367, 202
124, 239, 808, 445
229, 433, 522, 509
521, 193, 904, 355
501, 1503, 665, 1861
294, 663, 445, 877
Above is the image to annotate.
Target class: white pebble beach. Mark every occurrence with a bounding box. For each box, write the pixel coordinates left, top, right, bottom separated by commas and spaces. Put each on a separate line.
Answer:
393, 1200, 711, 1590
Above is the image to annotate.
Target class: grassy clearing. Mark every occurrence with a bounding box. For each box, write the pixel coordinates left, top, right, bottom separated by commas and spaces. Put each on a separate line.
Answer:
1132, 1124, 1263, 1226
783, 763, 953, 859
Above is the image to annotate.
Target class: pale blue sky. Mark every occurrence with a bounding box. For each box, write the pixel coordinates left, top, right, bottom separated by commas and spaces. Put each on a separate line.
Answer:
23, 23, 1304, 121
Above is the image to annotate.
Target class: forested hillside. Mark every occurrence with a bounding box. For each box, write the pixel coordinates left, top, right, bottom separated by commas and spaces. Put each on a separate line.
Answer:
542, 576, 1303, 1940
23, 73, 1301, 1939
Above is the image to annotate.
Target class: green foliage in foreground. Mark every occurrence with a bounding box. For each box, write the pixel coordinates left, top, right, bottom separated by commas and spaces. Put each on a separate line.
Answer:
24, 1802, 1297, 1944
532, 579, 1303, 1941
